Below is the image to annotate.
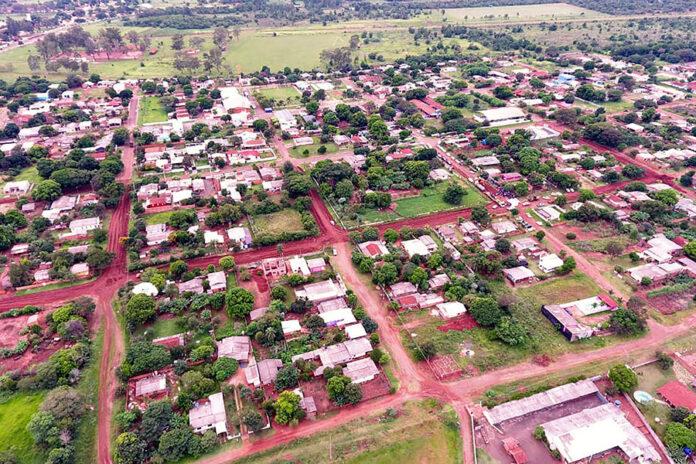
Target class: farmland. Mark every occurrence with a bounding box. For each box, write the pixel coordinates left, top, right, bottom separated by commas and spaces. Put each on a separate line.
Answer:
441, 3, 607, 22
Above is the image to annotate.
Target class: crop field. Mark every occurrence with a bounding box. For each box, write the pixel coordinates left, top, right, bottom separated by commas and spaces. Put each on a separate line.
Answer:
252, 209, 305, 236
233, 399, 462, 464
138, 96, 168, 125
441, 3, 607, 23
0, 391, 46, 464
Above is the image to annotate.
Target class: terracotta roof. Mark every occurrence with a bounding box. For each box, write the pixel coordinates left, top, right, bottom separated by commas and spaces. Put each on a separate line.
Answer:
657, 380, 696, 411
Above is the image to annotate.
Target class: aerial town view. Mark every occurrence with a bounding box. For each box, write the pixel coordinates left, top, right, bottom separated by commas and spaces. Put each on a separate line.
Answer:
4, 0, 696, 463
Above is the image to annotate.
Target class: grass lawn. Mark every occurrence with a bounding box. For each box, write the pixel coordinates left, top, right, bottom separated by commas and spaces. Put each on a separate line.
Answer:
634, 362, 676, 437
288, 138, 340, 158
73, 328, 103, 464
254, 86, 301, 107
0, 391, 46, 464
136, 317, 181, 339
0, 166, 43, 192
231, 399, 461, 464
15, 277, 97, 296
394, 180, 487, 218
252, 209, 305, 237
515, 272, 602, 304
138, 96, 168, 125
143, 210, 174, 225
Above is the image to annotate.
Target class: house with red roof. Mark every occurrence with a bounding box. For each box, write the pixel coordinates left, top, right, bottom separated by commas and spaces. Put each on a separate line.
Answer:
657, 380, 696, 412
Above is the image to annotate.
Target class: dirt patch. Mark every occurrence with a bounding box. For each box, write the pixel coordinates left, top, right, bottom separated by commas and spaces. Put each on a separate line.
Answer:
359, 373, 391, 401
642, 290, 694, 315
430, 355, 464, 380
437, 314, 478, 332
299, 377, 334, 414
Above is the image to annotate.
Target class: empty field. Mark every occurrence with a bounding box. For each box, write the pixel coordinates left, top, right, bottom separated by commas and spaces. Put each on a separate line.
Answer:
289, 139, 340, 158
515, 272, 602, 304
394, 181, 487, 218
138, 96, 168, 125
233, 399, 461, 464
0, 391, 46, 464
252, 209, 305, 236
254, 86, 301, 107
442, 3, 607, 22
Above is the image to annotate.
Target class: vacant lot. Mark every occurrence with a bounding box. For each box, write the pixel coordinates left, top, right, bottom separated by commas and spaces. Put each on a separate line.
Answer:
142, 210, 175, 226
394, 181, 487, 218
0, 391, 45, 464
254, 86, 301, 107
289, 138, 340, 158
516, 272, 602, 305
138, 96, 168, 125
233, 399, 462, 464
252, 209, 305, 237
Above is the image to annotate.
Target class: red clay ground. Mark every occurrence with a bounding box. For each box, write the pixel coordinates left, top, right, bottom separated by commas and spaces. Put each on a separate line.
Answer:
437, 314, 478, 332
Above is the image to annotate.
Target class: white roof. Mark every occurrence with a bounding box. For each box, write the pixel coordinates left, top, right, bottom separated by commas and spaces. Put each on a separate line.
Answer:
132, 282, 159, 296
543, 403, 660, 463
479, 106, 526, 122
189, 392, 227, 435
539, 254, 564, 272
345, 323, 367, 339
402, 238, 430, 257
436, 301, 467, 319
319, 307, 357, 327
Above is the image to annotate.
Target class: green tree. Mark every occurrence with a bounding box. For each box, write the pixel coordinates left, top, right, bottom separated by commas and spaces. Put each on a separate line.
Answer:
494, 316, 527, 346
213, 357, 238, 381
226, 287, 254, 319
608, 364, 637, 393
114, 432, 145, 464
327, 375, 363, 406
273, 391, 304, 425
468, 297, 504, 327
443, 182, 466, 205
124, 294, 156, 328
32, 180, 62, 202
274, 365, 299, 391
219, 256, 235, 271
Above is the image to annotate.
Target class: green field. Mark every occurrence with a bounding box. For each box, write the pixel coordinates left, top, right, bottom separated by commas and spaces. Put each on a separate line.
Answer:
394, 181, 487, 218
137, 317, 181, 339
73, 329, 104, 464
0, 391, 46, 464
232, 399, 462, 464
252, 209, 305, 236
0, 166, 42, 193
441, 3, 607, 22
515, 272, 602, 304
143, 210, 175, 225
138, 96, 168, 125
289, 138, 340, 158
254, 86, 301, 107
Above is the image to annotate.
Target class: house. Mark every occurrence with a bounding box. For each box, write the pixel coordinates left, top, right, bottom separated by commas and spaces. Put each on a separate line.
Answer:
282, 319, 302, 336
491, 220, 517, 236
132, 282, 159, 297
389, 281, 418, 298
134, 373, 168, 399
216, 336, 251, 364
402, 238, 431, 258
541, 404, 660, 464
503, 266, 535, 285
435, 301, 467, 319
358, 240, 389, 258
292, 338, 372, 374
345, 323, 367, 339
3, 180, 31, 196
10, 243, 29, 255
227, 227, 253, 250
244, 359, 283, 387
34, 268, 51, 283
70, 263, 90, 278
189, 392, 228, 435
475, 107, 527, 126
319, 307, 357, 327
207, 271, 227, 293
146, 224, 169, 246
428, 273, 450, 290
657, 380, 696, 412
178, 277, 205, 294
342, 358, 380, 384
69, 217, 101, 235
539, 253, 564, 273
641, 234, 683, 263
295, 279, 346, 303
306, 257, 326, 274
204, 230, 224, 245
152, 333, 186, 349
288, 256, 311, 276
542, 304, 593, 342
